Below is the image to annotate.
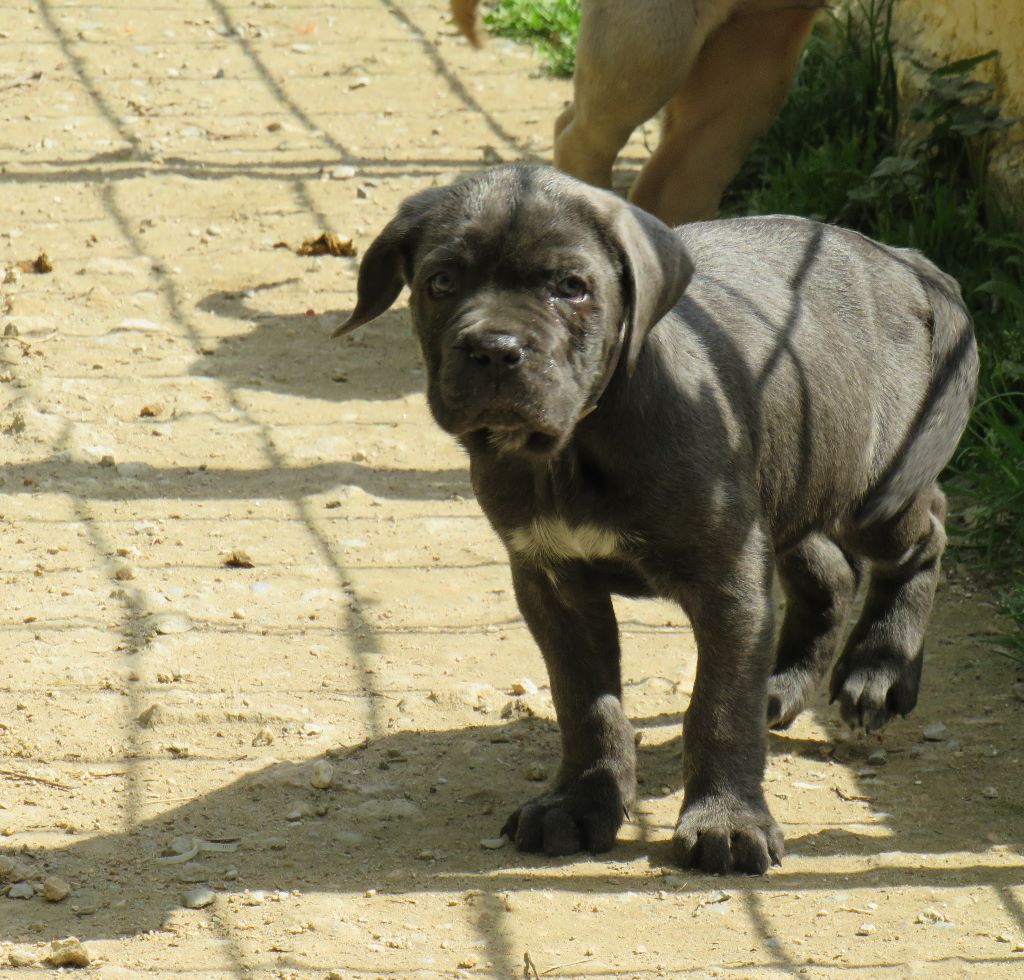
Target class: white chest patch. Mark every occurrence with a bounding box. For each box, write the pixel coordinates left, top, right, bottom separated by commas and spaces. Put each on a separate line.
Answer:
508, 517, 624, 566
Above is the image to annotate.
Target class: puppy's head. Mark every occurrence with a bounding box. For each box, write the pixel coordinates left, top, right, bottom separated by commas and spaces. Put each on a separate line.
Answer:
336, 165, 693, 458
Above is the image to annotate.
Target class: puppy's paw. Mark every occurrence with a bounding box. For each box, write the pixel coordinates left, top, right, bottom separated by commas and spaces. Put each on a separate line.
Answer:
501, 768, 628, 857
766, 668, 816, 730
672, 795, 784, 875
829, 645, 921, 733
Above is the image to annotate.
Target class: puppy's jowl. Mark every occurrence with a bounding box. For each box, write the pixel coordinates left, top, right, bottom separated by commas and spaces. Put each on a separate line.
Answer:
336, 165, 978, 875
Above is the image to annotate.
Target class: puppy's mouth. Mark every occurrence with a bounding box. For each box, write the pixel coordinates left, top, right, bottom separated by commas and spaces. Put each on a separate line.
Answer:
458, 410, 563, 456
468, 427, 561, 456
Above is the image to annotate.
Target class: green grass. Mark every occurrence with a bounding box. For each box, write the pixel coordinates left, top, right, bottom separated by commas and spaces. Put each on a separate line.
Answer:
489, 0, 1024, 658
484, 0, 579, 77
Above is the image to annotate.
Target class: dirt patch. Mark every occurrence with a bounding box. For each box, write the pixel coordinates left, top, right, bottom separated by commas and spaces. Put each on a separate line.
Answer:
0, 1, 1022, 977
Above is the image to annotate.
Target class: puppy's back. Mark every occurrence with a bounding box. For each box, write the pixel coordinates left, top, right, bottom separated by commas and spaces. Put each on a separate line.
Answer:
669, 216, 978, 524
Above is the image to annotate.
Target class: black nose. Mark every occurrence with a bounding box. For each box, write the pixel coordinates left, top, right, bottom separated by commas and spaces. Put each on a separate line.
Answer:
460, 332, 525, 369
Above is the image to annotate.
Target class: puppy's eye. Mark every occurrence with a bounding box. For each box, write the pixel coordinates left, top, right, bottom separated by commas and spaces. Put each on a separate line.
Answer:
427, 271, 457, 298
554, 275, 588, 300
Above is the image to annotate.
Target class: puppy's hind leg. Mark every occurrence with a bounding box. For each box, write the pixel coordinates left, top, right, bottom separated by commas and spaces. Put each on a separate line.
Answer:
830, 487, 947, 733
767, 534, 861, 730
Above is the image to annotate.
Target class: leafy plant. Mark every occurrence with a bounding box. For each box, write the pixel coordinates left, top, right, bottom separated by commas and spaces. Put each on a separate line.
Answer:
484, 0, 579, 77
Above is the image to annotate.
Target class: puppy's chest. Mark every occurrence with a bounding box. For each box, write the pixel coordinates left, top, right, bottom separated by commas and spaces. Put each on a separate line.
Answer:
507, 515, 632, 567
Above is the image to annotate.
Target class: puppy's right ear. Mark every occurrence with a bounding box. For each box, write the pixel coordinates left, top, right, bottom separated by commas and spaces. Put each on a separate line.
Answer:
333, 187, 446, 337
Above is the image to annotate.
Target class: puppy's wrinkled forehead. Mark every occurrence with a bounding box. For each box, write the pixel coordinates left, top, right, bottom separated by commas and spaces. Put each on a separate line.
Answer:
416, 168, 614, 278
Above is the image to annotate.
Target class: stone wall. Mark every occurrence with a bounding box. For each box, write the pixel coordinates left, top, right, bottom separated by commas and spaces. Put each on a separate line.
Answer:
892, 0, 1024, 206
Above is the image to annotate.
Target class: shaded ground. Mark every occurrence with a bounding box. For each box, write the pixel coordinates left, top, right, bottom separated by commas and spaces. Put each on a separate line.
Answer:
1, 1, 1022, 976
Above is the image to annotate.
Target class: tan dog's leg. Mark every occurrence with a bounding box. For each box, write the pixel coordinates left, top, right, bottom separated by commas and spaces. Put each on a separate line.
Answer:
554, 0, 711, 190
629, 5, 821, 226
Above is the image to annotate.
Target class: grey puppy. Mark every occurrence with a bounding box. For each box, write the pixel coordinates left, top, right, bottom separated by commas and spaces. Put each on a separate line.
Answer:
335, 165, 978, 874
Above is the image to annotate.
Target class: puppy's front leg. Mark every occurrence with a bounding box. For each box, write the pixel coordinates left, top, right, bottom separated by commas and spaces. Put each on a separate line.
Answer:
502, 560, 635, 857
673, 538, 784, 875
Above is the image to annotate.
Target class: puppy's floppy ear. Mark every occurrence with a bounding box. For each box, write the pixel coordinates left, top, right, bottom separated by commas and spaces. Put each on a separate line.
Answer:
610, 202, 695, 375
333, 186, 447, 337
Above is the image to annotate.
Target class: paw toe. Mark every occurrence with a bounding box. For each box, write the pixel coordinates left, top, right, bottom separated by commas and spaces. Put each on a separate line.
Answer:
672, 806, 783, 876
542, 808, 581, 857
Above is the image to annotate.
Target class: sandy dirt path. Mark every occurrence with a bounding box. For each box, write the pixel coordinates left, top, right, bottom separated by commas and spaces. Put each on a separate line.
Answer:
1, 1, 1023, 976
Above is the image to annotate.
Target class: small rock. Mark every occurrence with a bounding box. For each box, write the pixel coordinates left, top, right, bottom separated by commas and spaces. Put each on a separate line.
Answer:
922, 722, 949, 742
149, 612, 193, 635
479, 837, 507, 850
137, 704, 164, 728
915, 908, 952, 924
99, 454, 116, 467
139, 403, 162, 417
252, 726, 275, 746
857, 922, 876, 936
182, 886, 216, 909
223, 549, 255, 569
981, 785, 999, 799
524, 762, 547, 781
331, 165, 357, 180
509, 677, 538, 696
416, 850, 435, 861
114, 564, 135, 581
310, 760, 334, 789
178, 867, 209, 884
0, 856, 29, 882
7, 881, 34, 899
867, 749, 887, 766
348, 75, 370, 90
42, 876, 71, 902
287, 801, 314, 821
3, 322, 19, 337
8, 949, 38, 967
458, 954, 479, 969
44, 937, 90, 968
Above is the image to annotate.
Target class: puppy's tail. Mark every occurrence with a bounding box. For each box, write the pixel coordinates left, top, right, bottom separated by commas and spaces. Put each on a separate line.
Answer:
857, 257, 979, 527
451, 0, 485, 47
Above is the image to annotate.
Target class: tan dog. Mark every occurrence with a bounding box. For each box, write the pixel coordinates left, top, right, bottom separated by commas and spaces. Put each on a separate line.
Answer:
452, 0, 824, 225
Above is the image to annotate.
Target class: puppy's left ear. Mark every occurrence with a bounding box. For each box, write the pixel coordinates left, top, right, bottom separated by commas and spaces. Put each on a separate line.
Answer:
611, 203, 695, 374
333, 186, 447, 337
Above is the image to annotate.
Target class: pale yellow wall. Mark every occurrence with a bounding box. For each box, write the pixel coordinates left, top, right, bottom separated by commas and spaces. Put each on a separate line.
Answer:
893, 0, 1024, 203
